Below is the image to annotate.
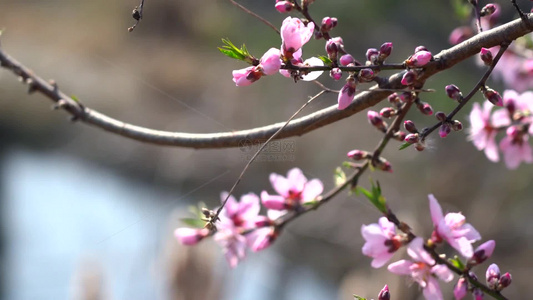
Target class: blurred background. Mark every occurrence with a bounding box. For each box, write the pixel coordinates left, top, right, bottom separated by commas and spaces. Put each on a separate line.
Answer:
0, 0, 532, 299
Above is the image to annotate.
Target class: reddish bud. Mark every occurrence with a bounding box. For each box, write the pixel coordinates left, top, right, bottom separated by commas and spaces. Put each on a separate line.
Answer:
406, 50, 433, 67
480, 4, 496, 17
415, 142, 426, 151
439, 123, 451, 138
414, 45, 428, 53
366, 48, 379, 64
449, 26, 474, 45
275, 1, 293, 13
470, 240, 496, 265
399, 91, 414, 103
358, 68, 375, 82
380, 107, 396, 118
401, 70, 416, 86
325, 39, 338, 60
436, 111, 447, 122
394, 131, 406, 141
483, 88, 503, 106
473, 288, 484, 300
486, 263, 501, 289
388, 93, 400, 104
417, 102, 434, 115
347, 149, 369, 160
404, 120, 418, 133
174, 228, 210, 245
378, 285, 390, 300
379, 42, 393, 60
498, 272, 512, 289
340, 54, 355, 66
405, 133, 420, 144
367, 110, 386, 130
375, 158, 393, 172
321, 16, 338, 31
330, 68, 342, 80
454, 277, 468, 300
480, 48, 493, 66
452, 120, 463, 131
445, 84, 462, 101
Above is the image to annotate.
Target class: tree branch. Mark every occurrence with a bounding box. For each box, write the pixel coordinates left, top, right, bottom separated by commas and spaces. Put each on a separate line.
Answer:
0, 14, 532, 149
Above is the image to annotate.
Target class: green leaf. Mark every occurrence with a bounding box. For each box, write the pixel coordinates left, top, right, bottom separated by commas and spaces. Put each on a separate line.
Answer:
334, 167, 347, 187
70, 95, 80, 102
317, 55, 332, 65
451, 0, 472, 20
218, 38, 252, 62
449, 256, 466, 270
399, 142, 413, 150
180, 218, 206, 228
353, 295, 367, 300
356, 179, 387, 213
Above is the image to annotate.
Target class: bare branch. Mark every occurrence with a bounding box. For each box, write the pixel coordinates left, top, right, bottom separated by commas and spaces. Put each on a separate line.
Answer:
0, 15, 532, 149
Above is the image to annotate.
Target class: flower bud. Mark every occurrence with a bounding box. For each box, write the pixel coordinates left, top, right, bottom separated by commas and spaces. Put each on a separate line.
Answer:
404, 120, 418, 133
388, 93, 400, 104
446, 84, 463, 101
379, 42, 393, 61
340, 54, 355, 66
401, 70, 416, 86
330, 68, 342, 80
506, 125, 521, 139
358, 68, 375, 82
394, 131, 406, 141
415, 142, 426, 151
414, 45, 428, 53
439, 123, 451, 138
275, 1, 293, 13
454, 277, 468, 300
399, 91, 414, 103
406, 50, 433, 67
325, 39, 339, 60
480, 48, 493, 66
486, 263, 501, 289
449, 26, 474, 45
483, 88, 503, 107
338, 77, 357, 110
498, 272, 512, 289
367, 110, 387, 131
251, 227, 278, 252
174, 228, 210, 245
366, 48, 379, 64
405, 133, 420, 144
375, 158, 393, 172
321, 16, 338, 32
380, 107, 396, 118
480, 4, 496, 17
417, 102, 434, 115
506, 98, 516, 117
470, 240, 495, 265
347, 149, 369, 160
378, 285, 390, 300
436, 111, 447, 122
473, 288, 484, 300
452, 120, 463, 131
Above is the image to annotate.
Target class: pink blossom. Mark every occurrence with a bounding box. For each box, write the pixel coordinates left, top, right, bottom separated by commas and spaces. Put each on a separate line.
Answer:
261, 168, 323, 210
338, 78, 356, 110
388, 238, 453, 300
247, 226, 277, 252
174, 227, 209, 245
361, 217, 401, 268
429, 194, 481, 257
499, 127, 532, 169
489, 47, 533, 92
214, 192, 262, 267
280, 17, 314, 55
259, 48, 282, 76
406, 50, 433, 67
232, 66, 261, 86
454, 277, 468, 300
468, 101, 499, 162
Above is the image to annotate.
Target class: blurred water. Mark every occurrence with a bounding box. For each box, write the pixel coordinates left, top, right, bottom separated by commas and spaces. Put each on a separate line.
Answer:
1, 149, 171, 300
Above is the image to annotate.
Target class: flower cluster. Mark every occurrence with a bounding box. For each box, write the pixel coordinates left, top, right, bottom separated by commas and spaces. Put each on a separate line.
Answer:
175, 168, 323, 268
361, 195, 500, 300
468, 90, 533, 169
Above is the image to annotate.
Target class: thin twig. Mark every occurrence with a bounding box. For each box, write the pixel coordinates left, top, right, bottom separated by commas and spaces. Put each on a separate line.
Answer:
420, 43, 510, 140
229, 0, 279, 34
128, 0, 145, 32
212, 90, 328, 224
